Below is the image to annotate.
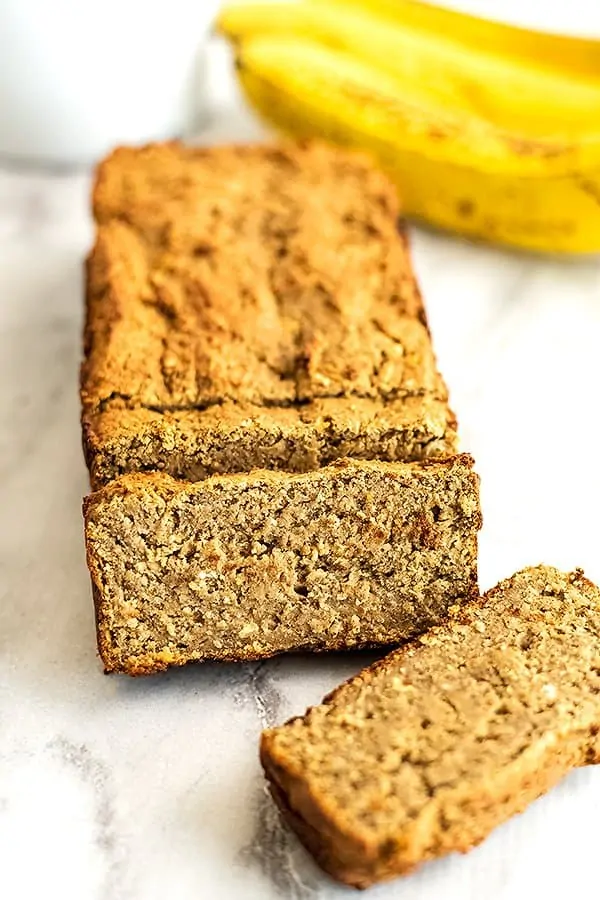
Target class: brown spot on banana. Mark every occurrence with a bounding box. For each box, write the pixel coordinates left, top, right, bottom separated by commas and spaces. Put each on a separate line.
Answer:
427, 126, 452, 141
504, 136, 573, 160
579, 179, 600, 209
456, 199, 475, 218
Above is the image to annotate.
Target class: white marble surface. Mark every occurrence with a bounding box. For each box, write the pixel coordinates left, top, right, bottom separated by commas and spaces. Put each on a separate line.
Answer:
3, 41, 600, 900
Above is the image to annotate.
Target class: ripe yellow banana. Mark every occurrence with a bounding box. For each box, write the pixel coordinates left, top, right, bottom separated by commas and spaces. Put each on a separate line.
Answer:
234, 35, 600, 253
218, 2, 600, 138
309, 0, 600, 80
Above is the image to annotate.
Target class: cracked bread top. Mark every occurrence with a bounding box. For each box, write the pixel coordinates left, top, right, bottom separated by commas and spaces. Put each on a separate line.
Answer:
82, 141, 439, 414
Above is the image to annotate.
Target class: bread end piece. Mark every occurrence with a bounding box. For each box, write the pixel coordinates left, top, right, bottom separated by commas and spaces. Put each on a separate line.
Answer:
260, 566, 600, 887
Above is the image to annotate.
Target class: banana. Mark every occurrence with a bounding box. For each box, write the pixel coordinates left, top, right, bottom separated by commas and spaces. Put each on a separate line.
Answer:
308, 0, 600, 80
234, 36, 600, 253
218, 2, 600, 139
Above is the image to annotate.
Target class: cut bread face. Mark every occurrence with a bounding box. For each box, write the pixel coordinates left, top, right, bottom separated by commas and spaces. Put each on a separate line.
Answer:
261, 566, 600, 888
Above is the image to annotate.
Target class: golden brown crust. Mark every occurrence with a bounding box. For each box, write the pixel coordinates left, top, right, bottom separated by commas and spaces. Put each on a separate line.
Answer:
81, 140, 455, 485
260, 566, 600, 888
83, 455, 480, 675
83, 141, 428, 412
263, 759, 374, 889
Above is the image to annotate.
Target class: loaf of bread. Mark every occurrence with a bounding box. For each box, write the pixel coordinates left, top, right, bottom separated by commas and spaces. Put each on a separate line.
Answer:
84, 455, 480, 674
81, 141, 456, 487
261, 566, 600, 888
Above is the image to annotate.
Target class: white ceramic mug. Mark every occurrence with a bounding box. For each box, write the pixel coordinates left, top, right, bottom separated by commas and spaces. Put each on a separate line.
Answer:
0, 0, 219, 166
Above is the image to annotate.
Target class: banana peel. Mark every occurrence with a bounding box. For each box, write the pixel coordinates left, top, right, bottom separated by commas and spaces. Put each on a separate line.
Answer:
234, 35, 600, 253
309, 0, 600, 80
218, 2, 600, 139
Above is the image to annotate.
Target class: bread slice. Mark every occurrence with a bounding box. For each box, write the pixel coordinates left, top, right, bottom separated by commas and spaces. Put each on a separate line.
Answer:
261, 566, 600, 888
83, 454, 480, 675
81, 140, 457, 487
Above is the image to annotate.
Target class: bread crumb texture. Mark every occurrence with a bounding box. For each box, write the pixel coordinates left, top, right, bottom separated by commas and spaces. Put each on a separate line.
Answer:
84, 455, 480, 674
260, 565, 600, 888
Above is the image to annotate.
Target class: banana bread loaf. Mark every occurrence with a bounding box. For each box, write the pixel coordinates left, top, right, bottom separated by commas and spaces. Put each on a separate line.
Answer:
84, 454, 480, 675
261, 566, 600, 888
81, 141, 457, 487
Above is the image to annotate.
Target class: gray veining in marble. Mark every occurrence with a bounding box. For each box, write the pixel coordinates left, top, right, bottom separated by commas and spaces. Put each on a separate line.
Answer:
2, 39, 600, 900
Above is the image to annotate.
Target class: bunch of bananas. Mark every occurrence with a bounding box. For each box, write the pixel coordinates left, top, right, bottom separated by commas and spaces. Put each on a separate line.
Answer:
216, 0, 600, 253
